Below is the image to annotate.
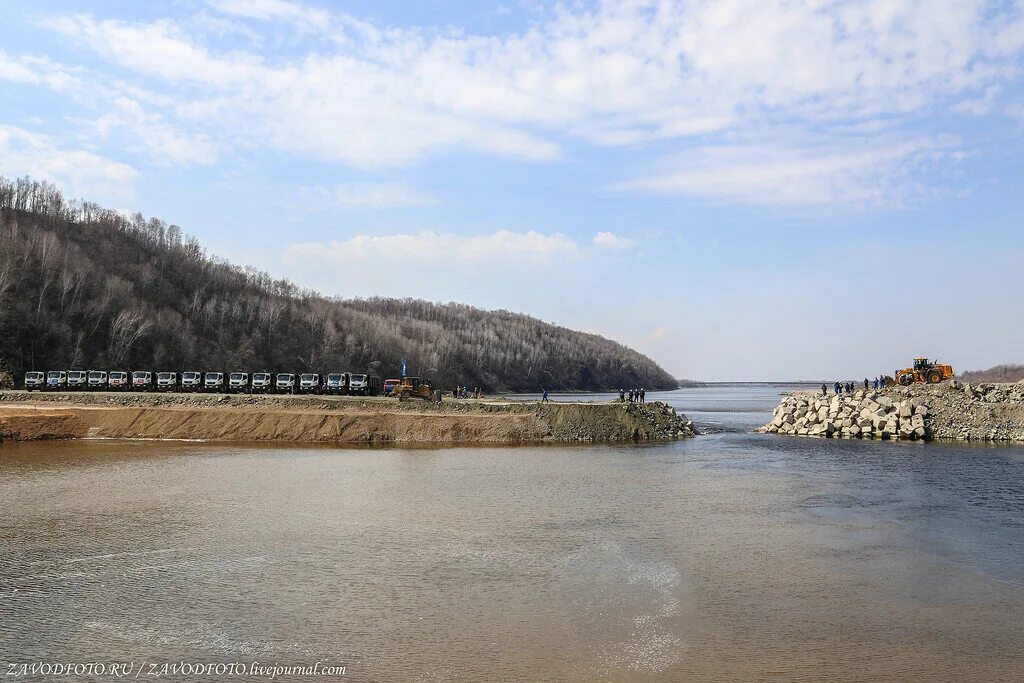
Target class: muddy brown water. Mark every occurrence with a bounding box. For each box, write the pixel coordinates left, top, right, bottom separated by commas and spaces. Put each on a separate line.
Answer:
1, 387, 1022, 681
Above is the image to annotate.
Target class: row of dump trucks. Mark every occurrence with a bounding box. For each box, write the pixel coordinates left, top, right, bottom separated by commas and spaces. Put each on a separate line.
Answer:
21, 370, 381, 395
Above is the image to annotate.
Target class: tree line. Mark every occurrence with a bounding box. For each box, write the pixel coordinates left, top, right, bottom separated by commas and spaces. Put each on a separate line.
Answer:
0, 176, 678, 392
958, 364, 1024, 384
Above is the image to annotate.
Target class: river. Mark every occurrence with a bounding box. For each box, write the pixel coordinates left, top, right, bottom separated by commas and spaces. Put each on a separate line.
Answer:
1, 386, 1022, 681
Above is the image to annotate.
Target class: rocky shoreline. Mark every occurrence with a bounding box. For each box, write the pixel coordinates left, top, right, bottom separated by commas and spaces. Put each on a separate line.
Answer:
0, 391, 696, 444
758, 380, 1024, 442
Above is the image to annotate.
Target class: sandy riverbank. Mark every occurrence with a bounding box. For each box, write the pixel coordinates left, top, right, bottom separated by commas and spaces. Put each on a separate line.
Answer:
0, 391, 696, 444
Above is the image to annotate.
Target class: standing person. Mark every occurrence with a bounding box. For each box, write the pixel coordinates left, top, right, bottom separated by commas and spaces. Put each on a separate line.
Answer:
834, 381, 841, 395
821, 383, 828, 396
628, 389, 634, 402
541, 388, 549, 403
863, 378, 869, 390
620, 388, 626, 402
640, 388, 646, 403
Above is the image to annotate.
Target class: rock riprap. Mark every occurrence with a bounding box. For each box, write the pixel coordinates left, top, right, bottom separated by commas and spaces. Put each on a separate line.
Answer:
758, 380, 1024, 442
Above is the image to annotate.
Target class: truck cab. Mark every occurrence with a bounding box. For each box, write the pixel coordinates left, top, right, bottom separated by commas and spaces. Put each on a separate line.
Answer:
108, 371, 128, 390
24, 371, 44, 391
228, 372, 249, 393
67, 370, 87, 390
326, 373, 346, 395
87, 370, 107, 390
204, 372, 224, 392
275, 373, 295, 394
383, 379, 401, 396
347, 373, 368, 395
156, 372, 177, 391
180, 371, 201, 391
46, 370, 67, 390
299, 373, 321, 394
251, 372, 272, 394
132, 371, 153, 391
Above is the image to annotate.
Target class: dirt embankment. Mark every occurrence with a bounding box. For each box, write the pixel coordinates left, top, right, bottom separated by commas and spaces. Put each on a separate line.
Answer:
0, 391, 696, 445
758, 380, 1024, 442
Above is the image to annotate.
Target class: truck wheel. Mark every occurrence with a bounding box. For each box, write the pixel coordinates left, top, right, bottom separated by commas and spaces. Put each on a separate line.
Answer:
926, 370, 943, 384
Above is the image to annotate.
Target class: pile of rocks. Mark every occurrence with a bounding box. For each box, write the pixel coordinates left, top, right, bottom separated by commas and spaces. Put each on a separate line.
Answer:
759, 379, 1024, 442
758, 390, 929, 440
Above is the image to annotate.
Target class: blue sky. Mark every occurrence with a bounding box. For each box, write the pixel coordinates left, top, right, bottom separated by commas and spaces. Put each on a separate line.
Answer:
2, 0, 1023, 380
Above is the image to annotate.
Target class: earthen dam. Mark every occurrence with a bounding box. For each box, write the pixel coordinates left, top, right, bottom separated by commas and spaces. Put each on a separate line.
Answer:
0, 391, 696, 445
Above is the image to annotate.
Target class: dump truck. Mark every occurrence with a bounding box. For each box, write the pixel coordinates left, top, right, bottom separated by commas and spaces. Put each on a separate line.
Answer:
87, 370, 107, 390
275, 373, 295, 394
895, 357, 954, 385
392, 376, 441, 402
347, 373, 369, 395
325, 373, 347, 395
251, 372, 272, 394
131, 370, 153, 391
228, 372, 249, 393
156, 372, 177, 392
299, 373, 321, 394
108, 371, 129, 391
180, 371, 201, 391
46, 370, 67, 390
67, 370, 87, 390
204, 372, 224, 392
24, 371, 44, 391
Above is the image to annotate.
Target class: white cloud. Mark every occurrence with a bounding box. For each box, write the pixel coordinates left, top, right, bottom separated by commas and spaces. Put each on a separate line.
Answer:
307, 183, 437, 208
8, 1, 1021, 204
85, 96, 218, 167
593, 231, 636, 250
207, 0, 330, 31
37, 2, 1024, 175
0, 50, 80, 91
619, 138, 963, 206
0, 125, 138, 198
285, 230, 579, 269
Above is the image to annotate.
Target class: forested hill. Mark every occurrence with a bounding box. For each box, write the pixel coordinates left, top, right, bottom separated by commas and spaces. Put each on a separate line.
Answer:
0, 177, 677, 392
958, 364, 1024, 384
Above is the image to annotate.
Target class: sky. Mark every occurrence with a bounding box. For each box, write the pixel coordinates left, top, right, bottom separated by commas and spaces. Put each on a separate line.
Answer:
1, 0, 1023, 381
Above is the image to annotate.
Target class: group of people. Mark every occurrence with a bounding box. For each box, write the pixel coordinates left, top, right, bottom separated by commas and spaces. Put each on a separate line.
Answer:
822, 376, 890, 396
452, 385, 480, 399
620, 388, 646, 403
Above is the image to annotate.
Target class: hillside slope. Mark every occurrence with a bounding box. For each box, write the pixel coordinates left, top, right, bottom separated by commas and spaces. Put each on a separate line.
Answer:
958, 364, 1024, 384
0, 177, 677, 391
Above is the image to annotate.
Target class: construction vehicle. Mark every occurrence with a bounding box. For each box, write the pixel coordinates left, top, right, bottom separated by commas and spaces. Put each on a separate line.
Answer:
325, 373, 347, 395
299, 373, 322, 394
251, 372, 272, 394
180, 371, 201, 391
895, 357, 954, 386
204, 371, 224, 392
46, 370, 67, 390
156, 372, 178, 392
392, 376, 441, 402
87, 370, 107, 390
108, 371, 129, 391
67, 370, 87, 390
228, 372, 249, 393
347, 373, 368, 395
131, 370, 154, 391
275, 373, 295, 394
24, 371, 44, 391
